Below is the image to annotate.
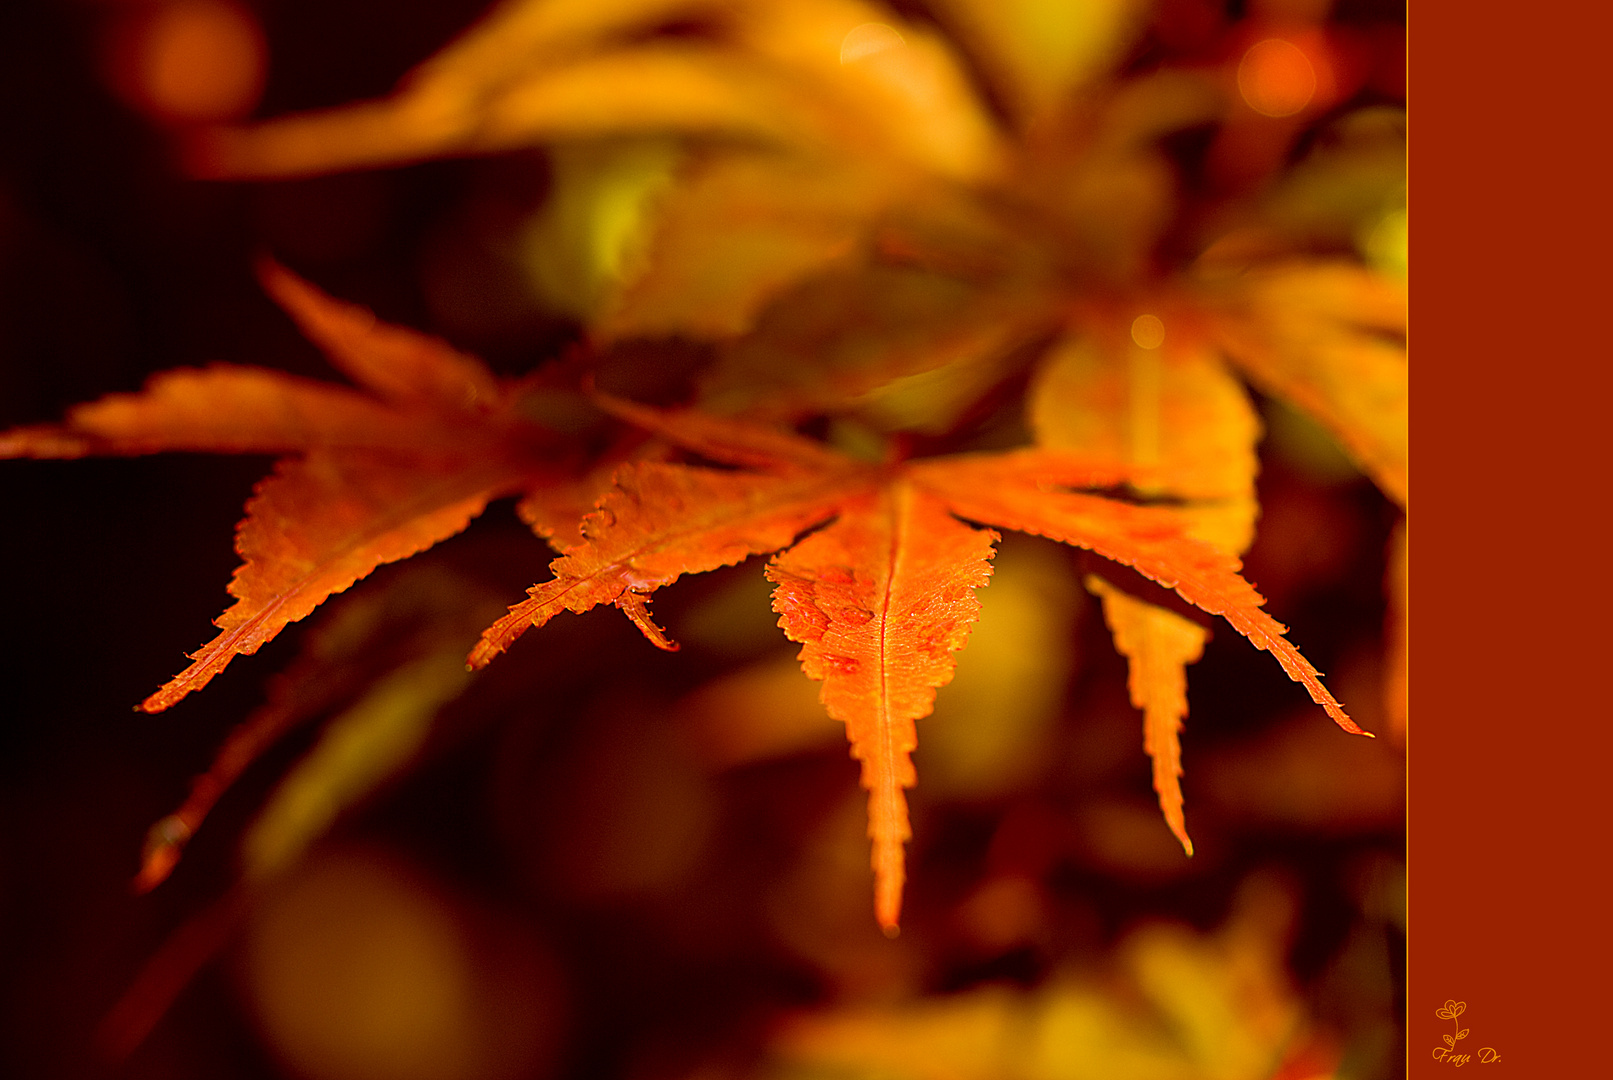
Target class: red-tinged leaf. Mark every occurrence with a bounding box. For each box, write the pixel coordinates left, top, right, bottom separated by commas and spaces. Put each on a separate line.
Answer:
1085, 575, 1207, 856
470, 461, 860, 666
462, 402, 1365, 928
0, 366, 423, 459
513, 424, 680, 552
767, 482, 997, 932
0, 266, 567, 720
142, 450, 526, 712
257, 259, 503, 413
911, 452, 1363, 735
615, 591, 677, 651
1029, 327, 1261, 853
1, 266, 538, 465
515, 468, 624, 552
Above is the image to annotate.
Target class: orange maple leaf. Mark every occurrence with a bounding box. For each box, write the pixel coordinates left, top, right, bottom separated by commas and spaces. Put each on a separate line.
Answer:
470, 398, 1362, 931
1, 261, 565, 712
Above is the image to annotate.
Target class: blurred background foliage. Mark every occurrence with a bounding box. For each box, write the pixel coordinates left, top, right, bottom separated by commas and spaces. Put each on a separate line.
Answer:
0, 0, 1403, 1078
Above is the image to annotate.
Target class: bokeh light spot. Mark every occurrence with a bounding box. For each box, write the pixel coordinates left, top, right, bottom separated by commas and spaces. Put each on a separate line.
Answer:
1131, 314, 1166, 349
1237, 38, 1317, 118
113, 1, 266, 124
241, 851, 560, 1080
840, 22, 906, 65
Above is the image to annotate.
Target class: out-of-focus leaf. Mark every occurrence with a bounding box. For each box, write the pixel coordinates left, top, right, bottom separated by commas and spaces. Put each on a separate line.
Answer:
241, 849, 563, 1080
700, 263, 1057, 420
596, 391, 851, 473
190, 0, 1006, 183
1203, 260, 1407, 507
519, 137, 683, 320
191, 42, 807, 178
136, 593, 421, 889
257, 258, 505, 412
1260, 393, 1364, 486
1119, 874, 1310, 1079
848, 334, 1029, 436
916, 536, 1078, 798
1197, 712, 1405, 832
1030, 325, 1262, 553
767, 874, 1320, 1080
1032, 70, 1227, 283
951, 872, 1052, 957
536, 709, 718, 901
113, 564, 516, 1057
677, 654, 841, 769
765, 791, 925, 996
1071, 797, 1208, 882
0, 365, 425, 458
1314, 856, 1403, 1080
1256, 107, 1407, 254
363, 0, 727, 103
242, 650, 472, 880
929, 0, 1152, 128
138, 563, 514, 889
594, 150, 881, 341
729, 0, 1007, 181
1359, 206, 1407, 278
220, 563, 514, 887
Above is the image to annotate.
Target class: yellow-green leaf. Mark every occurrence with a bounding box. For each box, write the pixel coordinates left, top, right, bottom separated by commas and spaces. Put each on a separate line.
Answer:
242, 651, 471, 880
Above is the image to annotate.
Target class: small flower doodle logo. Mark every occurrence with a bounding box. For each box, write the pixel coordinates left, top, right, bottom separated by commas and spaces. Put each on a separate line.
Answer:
1431, 1000, 1500, 1066
1437, 1000, 1469, 1050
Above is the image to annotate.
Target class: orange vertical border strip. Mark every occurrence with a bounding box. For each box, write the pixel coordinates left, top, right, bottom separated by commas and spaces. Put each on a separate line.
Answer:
1411, 0, 1613, 1074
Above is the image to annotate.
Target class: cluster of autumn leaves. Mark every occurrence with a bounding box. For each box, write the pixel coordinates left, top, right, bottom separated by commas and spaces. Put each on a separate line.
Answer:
1, 0, 1405, 932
